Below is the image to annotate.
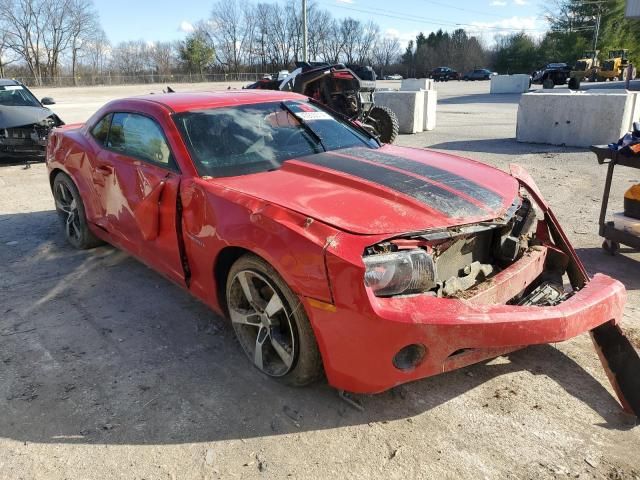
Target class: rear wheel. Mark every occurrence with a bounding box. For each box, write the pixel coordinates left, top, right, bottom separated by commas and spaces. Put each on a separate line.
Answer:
226, 254, 323, 386
367, 105, 399, 144
53, 173, 104, 249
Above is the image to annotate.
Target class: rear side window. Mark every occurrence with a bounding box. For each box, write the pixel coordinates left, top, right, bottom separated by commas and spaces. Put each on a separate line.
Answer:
90, 114, 112, 145
107, 113, 173, 167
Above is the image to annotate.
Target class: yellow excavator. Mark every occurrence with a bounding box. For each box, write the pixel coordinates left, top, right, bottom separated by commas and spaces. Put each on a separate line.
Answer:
597, 49, 637, 81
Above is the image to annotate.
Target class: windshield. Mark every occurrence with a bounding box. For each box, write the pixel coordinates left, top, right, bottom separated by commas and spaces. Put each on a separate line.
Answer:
0, 85, 41, 107
174, 100, 379, 178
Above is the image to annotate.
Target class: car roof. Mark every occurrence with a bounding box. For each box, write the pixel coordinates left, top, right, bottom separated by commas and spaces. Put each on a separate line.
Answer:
0, 79, 20, 86
126, 90, 306, 113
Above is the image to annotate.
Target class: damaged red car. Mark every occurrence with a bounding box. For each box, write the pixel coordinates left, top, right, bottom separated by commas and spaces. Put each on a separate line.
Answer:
46, 90, 639, 415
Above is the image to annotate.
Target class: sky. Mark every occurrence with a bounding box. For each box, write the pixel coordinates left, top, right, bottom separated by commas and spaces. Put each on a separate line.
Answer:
95, 0, 546, 48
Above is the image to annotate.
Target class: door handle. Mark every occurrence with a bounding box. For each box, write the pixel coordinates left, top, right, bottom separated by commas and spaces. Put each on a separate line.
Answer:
96, 164, 113, 174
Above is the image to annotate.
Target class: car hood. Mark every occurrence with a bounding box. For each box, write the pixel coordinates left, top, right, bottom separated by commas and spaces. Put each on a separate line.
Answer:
0, 105, 59, 129
211, 145, 520, 235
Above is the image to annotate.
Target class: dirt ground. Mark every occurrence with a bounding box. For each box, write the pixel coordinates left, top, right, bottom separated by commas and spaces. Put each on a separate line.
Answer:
1, 80, 639, 480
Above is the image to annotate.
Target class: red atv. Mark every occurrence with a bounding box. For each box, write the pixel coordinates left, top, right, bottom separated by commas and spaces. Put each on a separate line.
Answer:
246, 62, 399, 144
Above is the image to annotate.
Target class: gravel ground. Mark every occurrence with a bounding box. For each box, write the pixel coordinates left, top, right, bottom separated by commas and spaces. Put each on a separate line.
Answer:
0, 80, 639, 480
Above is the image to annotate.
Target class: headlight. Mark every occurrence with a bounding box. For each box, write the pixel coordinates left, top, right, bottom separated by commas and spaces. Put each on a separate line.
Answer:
363, 249, 437, 297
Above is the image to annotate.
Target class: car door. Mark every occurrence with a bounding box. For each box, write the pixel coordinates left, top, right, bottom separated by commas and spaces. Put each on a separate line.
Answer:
92, 112, 185, 285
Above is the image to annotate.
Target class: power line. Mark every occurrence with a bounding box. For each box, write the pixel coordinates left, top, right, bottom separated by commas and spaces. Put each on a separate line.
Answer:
328, 3, 544, 32
421, 0, 519, 20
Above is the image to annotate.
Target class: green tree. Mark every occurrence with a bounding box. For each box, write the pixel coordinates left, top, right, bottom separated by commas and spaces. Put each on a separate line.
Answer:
493, 32, 539, 74
545, 0, 640, 65
180, 32, 215, 75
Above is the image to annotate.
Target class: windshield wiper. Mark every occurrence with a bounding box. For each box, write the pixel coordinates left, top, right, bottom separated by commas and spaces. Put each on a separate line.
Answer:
280, 101, 326, 152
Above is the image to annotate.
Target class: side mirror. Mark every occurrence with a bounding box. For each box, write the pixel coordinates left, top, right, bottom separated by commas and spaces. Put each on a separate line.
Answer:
41, 97, 55, 105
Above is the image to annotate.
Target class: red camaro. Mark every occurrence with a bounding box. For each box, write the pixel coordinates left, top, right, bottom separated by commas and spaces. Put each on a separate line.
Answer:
46, 90, 639, 414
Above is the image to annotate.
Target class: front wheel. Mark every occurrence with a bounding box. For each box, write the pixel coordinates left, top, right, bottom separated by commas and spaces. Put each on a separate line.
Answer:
367, 105, 399, 144
53, 173, 104, 249
602, 239, 619, 256
226, 254, 323, 386
542, 78, 554, 89
568, 77, 580, 90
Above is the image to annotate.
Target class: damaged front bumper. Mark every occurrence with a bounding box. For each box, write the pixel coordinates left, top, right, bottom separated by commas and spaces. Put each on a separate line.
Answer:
307, 263, 625, 395
0, 125, 50, 156
311, 164, 640, 416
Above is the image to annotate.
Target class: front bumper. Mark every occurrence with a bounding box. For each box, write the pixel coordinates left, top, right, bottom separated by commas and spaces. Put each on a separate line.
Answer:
0, 136, 47, 156
305, 266, 626, 394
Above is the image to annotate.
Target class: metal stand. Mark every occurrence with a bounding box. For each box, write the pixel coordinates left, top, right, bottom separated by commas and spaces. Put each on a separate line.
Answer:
591, 145, 640, 254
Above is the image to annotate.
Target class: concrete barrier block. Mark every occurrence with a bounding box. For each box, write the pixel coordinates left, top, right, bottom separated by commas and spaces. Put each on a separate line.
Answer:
516, 90, 640, 147
400, 78, 434, 91
490, 74, 530, 94
375, 91, 424, 134
423, 89, 437, 131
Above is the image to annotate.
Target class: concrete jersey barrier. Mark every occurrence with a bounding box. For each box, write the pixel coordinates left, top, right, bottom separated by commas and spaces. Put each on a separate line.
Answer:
490, 74, 531, 94
516, 89, 640, 147
400, 78, 435, 91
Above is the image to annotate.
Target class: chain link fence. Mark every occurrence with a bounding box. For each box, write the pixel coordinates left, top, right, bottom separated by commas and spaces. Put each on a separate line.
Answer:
13, 72, 272, 88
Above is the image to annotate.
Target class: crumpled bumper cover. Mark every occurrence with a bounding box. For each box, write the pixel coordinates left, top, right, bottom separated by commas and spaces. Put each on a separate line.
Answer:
305, 273, 626, 394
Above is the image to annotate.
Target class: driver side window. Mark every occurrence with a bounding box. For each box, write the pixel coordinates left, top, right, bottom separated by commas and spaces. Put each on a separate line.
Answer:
107, 112, 173, 168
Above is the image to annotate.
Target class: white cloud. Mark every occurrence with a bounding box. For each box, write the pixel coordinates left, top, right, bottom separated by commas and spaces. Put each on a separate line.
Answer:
468, 15, 538, 34
336, 0, 354, 3
491, 0, 507, 5
513, 0, 528, 5
179, 20, 195, 33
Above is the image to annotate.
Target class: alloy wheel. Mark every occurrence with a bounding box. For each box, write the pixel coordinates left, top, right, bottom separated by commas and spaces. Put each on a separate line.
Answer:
55, 181, 81, 242
227, 270, 296, 377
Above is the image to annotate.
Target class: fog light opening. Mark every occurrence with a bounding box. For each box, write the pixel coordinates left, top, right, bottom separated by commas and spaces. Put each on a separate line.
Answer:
393, 344, 426, 371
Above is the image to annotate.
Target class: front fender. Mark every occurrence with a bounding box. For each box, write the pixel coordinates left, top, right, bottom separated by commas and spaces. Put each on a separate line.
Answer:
180, 178, 337, 311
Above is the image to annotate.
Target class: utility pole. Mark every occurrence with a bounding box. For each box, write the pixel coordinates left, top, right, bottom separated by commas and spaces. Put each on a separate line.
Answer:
593, 5, 602, 51
302, 0, 308, 62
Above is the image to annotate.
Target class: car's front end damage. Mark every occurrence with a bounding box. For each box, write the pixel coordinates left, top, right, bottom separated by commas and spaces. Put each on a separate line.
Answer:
0, 106, 64, 158
313, 164, 639, 415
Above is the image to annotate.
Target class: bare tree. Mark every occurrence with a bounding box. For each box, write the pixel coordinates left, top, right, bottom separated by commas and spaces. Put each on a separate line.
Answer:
0, 29, 19, 77
84, 28, 110, 77
307, 6, 332, 62
0, 0, 47, 84
356, 21, 379, 64
68, 0, 99, 84
372, 36, 400, 77
209, 0, 254, 74
150, 41, 176, 76
111, 40, 151, 77
340, 18, 362, 64
321, 19, 344, 63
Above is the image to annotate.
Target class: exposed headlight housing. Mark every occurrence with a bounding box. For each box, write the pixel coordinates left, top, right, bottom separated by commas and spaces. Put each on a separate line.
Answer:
363, 249, 437, 297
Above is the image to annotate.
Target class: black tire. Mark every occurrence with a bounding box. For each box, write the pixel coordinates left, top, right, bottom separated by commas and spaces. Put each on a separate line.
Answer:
225, 253, 323, 386
542, 78, 554, 89
568, 77, 580, 90
602, 240, 619, 256
367, 105, 399, 144
52, 172, 104, 249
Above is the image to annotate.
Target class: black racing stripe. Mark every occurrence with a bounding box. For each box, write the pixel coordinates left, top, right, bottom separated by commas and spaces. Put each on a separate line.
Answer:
338, 148, 504, 209
295, 152, 486, 218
